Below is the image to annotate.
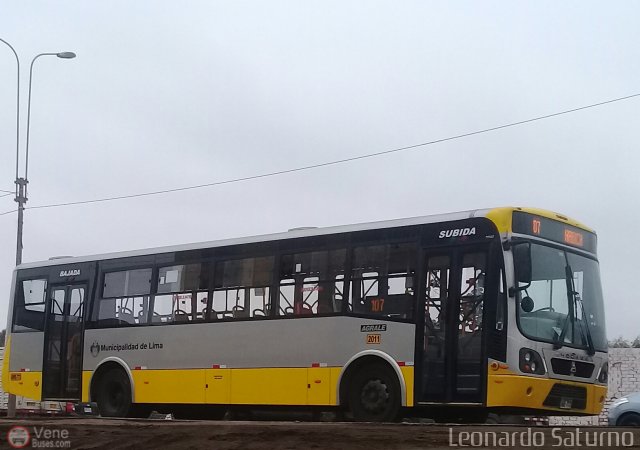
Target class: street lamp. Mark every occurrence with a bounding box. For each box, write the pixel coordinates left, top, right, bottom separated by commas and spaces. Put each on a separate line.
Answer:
23, 51, 76, 200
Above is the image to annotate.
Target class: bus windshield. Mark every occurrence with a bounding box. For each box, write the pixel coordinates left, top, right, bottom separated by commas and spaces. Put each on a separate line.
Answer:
516, 243, 607, 352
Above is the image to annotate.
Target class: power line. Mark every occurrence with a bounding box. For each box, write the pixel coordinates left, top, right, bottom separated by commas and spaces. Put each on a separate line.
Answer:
0, 209, 17, 216
0, 193, 13, 199
9, 91, 640, 213
0, 189, 14, 194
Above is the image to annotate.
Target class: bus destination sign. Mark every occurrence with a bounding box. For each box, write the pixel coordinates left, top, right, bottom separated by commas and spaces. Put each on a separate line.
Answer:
512, 211, 597, 253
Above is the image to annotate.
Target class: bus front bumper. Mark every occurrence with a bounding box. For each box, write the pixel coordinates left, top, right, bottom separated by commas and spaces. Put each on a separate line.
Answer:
487, 373, 606, 415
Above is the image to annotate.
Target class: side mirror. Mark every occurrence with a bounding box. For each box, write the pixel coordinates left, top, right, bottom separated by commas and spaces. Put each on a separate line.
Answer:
513, 242, 532, 284
509, 242, 532, 297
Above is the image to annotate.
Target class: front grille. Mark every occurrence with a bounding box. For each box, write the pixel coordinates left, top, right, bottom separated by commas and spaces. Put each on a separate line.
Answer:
543, 383, 587, 410
551, 358, 595, 378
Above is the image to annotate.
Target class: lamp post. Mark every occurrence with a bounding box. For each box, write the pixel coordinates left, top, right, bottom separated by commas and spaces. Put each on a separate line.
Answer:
25, 52, 76, 187
0, 40, 75, 418
17, 52, 77, 263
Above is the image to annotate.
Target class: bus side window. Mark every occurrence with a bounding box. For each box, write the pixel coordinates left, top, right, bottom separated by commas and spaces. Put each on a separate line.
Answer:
152, 264, 209, 323
333, 274, 347, 313
116, 297, 148, 325
350, 244, 416, 319
153, 294, 193, 323
214, 256, 274, 320
278, 249, 346, 316
92, 268, 152, 326
13, 278, 47, 332
278, 280, 296, 315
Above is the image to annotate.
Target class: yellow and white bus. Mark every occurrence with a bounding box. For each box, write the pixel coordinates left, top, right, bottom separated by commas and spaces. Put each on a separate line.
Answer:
3, 207, 608, 421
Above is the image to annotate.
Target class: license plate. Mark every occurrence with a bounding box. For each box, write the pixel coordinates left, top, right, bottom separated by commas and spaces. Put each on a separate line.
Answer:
560, 397, 573, 409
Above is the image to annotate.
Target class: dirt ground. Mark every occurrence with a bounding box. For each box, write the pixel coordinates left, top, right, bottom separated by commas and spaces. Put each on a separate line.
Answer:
0, 418, 639, 450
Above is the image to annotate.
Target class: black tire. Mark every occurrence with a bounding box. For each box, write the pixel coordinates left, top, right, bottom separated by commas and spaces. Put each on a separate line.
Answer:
95, 367, 132, 418
618, 413, 640, 426
348, 363, 401, 422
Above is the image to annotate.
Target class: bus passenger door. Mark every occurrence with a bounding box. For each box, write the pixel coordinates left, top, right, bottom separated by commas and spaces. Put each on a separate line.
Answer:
419, 247, 488, 404
42, 284, 86, 400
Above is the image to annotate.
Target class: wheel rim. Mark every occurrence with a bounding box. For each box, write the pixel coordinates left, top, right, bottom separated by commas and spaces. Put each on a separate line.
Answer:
360, 378, 389, 414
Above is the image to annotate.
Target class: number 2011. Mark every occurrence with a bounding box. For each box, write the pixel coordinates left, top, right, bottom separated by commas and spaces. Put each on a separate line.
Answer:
366, 334, 381, 344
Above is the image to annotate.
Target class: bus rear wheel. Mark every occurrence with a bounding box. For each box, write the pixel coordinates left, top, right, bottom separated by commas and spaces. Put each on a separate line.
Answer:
95, 366, 132, 418
348, 363, 401, 422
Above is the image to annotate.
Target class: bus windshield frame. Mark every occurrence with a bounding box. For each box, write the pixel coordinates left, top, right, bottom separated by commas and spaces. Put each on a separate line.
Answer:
515, 240, 607, 353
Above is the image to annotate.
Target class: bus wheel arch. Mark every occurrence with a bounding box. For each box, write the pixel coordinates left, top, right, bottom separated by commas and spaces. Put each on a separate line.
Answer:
90, 358, 135, 417
338, 351, 405, 422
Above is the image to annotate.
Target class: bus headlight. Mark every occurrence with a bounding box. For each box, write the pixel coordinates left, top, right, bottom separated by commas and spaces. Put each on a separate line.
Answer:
597, 362, 608, 383
519, 348, 545, 375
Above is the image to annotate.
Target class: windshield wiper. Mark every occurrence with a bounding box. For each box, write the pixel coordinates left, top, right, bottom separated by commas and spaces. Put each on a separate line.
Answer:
553, 313, 570, 349
554, 262, 595, 355
552, 265, 575, 350
575, 292, 596, 355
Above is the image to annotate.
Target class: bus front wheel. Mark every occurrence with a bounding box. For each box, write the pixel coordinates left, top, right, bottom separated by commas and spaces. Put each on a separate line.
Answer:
348, 363, 401, 422
95, 366, 132, 418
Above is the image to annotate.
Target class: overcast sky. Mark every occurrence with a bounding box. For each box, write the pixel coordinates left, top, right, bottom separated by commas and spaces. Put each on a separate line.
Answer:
1, 1, 639, 338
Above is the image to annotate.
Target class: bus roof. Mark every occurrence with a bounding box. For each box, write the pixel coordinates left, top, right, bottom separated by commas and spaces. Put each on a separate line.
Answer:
15, 206, 593, 270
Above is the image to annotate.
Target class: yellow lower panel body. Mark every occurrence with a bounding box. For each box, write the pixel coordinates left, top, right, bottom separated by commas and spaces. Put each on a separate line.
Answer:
121, 367, 340, 406
5, 371, 42, 401
133, 369, 206, 404
12, 363, 411, 408
82, 371, 92, 403
307, 367, 331, 405
205, 368, 231, 404
487, 374, 606, 414
1, 337, 12, 393
401, 366, 414, 407
230, 368, 308, 405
